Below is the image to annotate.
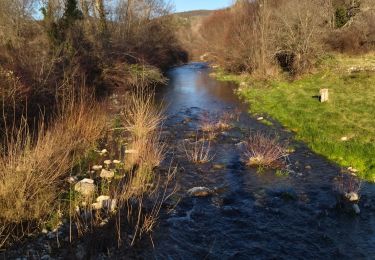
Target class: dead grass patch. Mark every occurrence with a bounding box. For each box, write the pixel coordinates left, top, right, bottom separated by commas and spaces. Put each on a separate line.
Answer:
182, 134, 214, 164
0, 98, 107, 247
243, 132, 288, 169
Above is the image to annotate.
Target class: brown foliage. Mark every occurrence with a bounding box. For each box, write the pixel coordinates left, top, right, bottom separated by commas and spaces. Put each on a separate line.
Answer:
326, 10, 375, 53
197, 0, 374, 77
243, 132, 288, 169
0, 97, 107, 247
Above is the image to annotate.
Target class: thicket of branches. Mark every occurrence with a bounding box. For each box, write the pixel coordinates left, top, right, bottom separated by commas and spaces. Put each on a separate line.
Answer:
0, 0, 187, 122
198, 0, 375, 76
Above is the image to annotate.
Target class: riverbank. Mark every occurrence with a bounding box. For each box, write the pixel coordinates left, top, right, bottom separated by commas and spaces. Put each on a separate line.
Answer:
211, 54, 375, 181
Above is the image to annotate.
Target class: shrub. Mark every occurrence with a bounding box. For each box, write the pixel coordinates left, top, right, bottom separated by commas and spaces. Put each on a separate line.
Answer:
335, 7, 350, 28
243, 132, 288, 169
326, 11, 375, 53
0, 98, 107, 247
182, 134, 214, 164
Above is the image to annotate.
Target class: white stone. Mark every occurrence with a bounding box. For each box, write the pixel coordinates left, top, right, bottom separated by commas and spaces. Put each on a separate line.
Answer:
345, 192, 359, 202
101, 149, 108, 154
81, 178, 94, 184
187, 187, 213, 197
348, 167, 359, 173
125, 149, 138, 154
353, 204, 360, 214
320, 89, 329, 102
93, 196, 117, 212
92, 165, 103, 171
74, 179, 95, 196
91, 202, 102, 210
96, 195, 110, 202
104, 160, 112, 165
257, 117, 264, 121
67, 176, 78, 183
113, 160, 121, 164
100, 169, 115, 179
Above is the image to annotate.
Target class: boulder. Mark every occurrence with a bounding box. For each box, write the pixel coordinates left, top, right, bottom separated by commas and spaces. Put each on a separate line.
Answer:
187, 187, 214, 197
74, 179, 95, 197
345, 192, 359, 202
93, 196, 117, 212
100, 169, 115, 179
104, 160, 112, 165
92, 165, 103, 171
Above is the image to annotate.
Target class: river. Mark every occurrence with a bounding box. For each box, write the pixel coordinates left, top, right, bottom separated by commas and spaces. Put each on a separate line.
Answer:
138, 63, 375, 259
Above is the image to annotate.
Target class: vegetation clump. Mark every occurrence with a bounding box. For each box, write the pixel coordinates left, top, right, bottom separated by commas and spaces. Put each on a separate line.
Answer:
243, 132, 288, 170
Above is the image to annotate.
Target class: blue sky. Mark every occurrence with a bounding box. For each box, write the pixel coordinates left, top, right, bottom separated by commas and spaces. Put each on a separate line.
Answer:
172, 0, 232, 12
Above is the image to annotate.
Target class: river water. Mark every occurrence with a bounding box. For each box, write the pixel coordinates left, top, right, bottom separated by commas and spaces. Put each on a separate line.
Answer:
140, 63, 375, 259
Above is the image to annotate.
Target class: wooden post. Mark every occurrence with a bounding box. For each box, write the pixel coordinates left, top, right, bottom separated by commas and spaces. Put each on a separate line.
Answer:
320, 89, 329, 102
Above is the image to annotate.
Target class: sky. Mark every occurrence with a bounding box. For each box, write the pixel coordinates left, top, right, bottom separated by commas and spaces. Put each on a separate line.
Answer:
172, 0, 233, 12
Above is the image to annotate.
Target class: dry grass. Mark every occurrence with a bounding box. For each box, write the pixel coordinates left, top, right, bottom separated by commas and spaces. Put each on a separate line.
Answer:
243, 132, 288, 169
216, 112, 232, 131
123, 90, 165, 171
66, 90, 168, 249
182, 134, 214, 164
0, 98, 107, 247
334, 173, 362, 196
200, 111, 236, 140
200, 113, 218, 140
123, 90, 164, 140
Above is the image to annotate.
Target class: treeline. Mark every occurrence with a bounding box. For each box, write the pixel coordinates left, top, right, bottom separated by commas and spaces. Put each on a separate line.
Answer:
0, 0, 185, 249
199, 0, 374, 76
0, 0, 187, 121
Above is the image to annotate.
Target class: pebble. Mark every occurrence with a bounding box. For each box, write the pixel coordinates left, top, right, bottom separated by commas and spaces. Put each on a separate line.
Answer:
353, 204, 361, 214
187, 187, 214, 197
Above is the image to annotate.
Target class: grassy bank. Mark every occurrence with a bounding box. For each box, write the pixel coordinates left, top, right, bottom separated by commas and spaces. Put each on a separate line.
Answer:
212, 54, 375, 181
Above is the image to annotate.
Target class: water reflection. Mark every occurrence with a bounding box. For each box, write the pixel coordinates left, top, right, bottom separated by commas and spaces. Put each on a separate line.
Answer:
157, 63, 247, 114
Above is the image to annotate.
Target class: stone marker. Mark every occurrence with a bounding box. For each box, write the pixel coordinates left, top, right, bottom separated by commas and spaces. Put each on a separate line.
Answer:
320, 88, 329, 102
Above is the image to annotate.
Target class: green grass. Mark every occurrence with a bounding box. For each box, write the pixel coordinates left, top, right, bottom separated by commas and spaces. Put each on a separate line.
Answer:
214, 54, 375, 181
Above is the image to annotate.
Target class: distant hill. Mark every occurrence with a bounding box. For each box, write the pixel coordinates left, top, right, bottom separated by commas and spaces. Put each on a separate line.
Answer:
173, 10, 214, 19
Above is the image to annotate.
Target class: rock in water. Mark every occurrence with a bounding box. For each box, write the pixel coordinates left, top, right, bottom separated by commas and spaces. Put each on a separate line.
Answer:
353, 204, 361, 215
187, 187, 213, 197
345, 192, 359, 202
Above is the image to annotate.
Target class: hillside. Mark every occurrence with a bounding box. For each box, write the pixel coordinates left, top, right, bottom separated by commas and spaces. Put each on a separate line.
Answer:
173, 9, 214, 19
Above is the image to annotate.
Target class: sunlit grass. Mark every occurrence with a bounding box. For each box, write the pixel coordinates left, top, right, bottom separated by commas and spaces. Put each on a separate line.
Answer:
215, 54, 375, 181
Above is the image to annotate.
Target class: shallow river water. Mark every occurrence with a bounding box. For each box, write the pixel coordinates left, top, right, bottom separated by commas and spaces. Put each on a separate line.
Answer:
140, 63, 375, 259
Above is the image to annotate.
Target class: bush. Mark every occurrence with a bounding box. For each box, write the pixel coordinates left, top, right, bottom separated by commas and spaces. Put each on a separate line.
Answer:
243, 132, 288, 169
0, 97, 107, 247
327, 10, 375, 53
335, 7, 350, 28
